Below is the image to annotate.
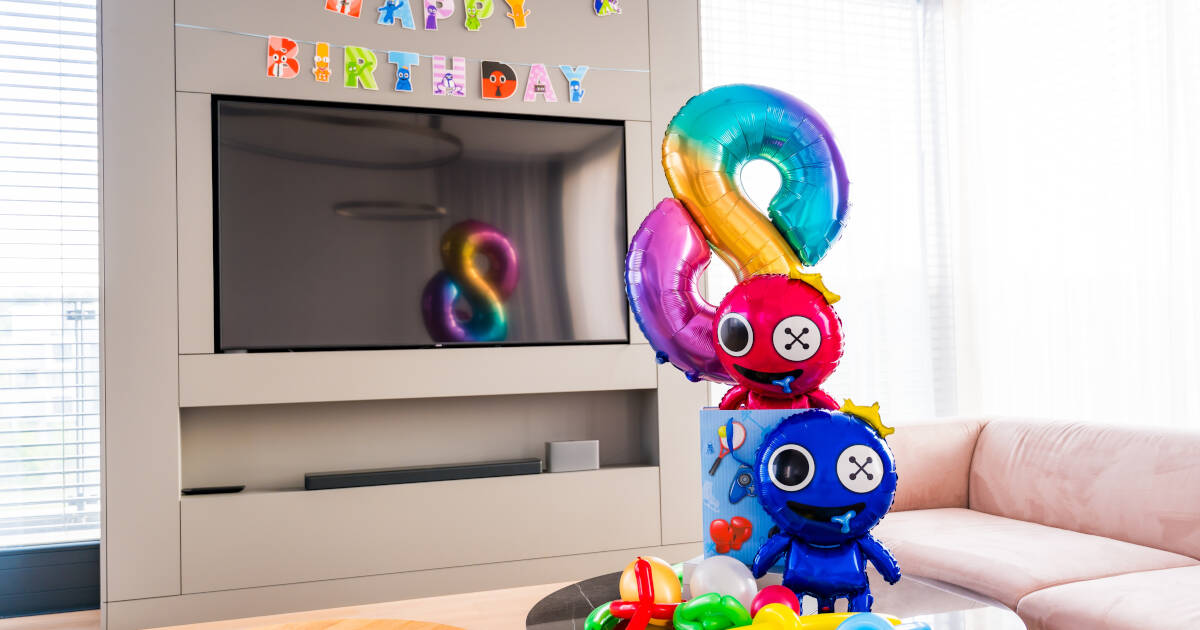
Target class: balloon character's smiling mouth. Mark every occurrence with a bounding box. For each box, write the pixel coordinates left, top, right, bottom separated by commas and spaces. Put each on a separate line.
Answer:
734, 365, 804, 388
787, 500, 866, 525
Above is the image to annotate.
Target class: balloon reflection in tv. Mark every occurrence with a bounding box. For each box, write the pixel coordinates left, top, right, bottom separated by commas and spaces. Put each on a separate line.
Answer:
421, 220, 519, 343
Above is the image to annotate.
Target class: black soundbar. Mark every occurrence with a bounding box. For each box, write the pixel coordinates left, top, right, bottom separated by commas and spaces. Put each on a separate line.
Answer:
304, 457, 542, 490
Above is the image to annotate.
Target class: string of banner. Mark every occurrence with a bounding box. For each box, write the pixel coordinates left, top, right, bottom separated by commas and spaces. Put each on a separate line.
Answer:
184, 0, 642, 104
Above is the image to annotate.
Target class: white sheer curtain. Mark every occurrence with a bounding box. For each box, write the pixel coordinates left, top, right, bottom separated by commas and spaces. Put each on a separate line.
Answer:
700, 0, 956, 422
699, 0, 1200, 428
949, 0, 1200, 427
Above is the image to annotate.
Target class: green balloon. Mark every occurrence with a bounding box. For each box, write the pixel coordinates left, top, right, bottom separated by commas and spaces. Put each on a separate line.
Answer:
673, 593, 751, 630
584, 601, 620, 630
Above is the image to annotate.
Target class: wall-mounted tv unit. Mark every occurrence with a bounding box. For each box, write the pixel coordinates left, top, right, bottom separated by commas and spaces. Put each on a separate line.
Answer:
213, 96, 629, 352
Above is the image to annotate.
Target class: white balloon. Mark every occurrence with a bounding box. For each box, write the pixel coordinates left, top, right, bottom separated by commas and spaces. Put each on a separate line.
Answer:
688, 555, 759, 610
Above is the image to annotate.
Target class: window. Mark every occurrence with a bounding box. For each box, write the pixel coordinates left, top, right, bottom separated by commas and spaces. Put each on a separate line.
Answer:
700, 0, 956, 420
699, 0, 1200, 427
950, 0, 1200, 426
0, 0, 100, 547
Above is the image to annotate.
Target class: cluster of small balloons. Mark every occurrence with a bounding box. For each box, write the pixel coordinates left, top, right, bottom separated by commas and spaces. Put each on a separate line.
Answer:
584, 556, 923, 630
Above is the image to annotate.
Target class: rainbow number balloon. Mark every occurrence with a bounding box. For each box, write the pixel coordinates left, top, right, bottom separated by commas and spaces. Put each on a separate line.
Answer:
628, 85, 849, 405
663, 84, 849, 278
421, 220, 519, 343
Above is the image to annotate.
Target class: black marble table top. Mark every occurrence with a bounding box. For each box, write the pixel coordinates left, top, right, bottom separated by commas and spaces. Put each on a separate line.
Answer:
525, 571, 621, 629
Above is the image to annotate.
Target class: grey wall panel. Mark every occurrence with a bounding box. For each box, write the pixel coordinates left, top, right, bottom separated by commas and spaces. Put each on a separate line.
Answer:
100, 0, 183, 603
647, 0, 707, 546
180, 466, 661, 593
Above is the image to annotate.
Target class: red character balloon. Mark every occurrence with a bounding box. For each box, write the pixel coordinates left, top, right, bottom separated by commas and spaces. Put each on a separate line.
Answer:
625, 86, 854, 410
714, 275, 843, 411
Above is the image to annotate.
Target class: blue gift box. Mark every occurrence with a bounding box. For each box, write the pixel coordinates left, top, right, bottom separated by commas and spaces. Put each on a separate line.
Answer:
700, 407, 801, 570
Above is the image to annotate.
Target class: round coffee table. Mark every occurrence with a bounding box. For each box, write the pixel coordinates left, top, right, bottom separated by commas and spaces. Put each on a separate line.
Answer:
525, 571, 1025, 629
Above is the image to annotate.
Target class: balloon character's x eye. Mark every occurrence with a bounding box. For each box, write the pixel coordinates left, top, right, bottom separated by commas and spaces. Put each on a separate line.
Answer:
773, 315, 821, 361
837, 444, 884, 493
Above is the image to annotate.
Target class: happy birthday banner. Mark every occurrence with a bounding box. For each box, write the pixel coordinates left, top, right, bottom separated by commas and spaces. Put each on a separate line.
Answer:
223, 0, 636, 105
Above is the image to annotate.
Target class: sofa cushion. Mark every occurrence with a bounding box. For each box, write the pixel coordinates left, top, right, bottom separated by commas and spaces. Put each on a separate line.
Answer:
968, 419, 1200, 559
1015, 565, 1200, 629
889, 420, 986, 512
873, 508, 1198, 610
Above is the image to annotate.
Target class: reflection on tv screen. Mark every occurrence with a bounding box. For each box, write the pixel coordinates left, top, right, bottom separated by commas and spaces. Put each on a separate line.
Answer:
214, 97, 629, 352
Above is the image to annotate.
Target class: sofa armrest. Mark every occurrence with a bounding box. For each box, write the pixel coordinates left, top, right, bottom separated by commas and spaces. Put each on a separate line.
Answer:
889, 419, 987, 512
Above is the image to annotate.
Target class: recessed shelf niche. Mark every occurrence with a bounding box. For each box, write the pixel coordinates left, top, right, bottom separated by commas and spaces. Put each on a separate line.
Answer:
181, 389, 659, 492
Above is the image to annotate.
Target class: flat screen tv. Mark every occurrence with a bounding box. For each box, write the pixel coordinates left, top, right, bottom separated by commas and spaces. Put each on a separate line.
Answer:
213, 96, 629, 352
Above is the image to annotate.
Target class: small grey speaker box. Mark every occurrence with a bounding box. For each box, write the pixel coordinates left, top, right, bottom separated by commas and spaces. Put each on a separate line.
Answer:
545, 440, 600, 473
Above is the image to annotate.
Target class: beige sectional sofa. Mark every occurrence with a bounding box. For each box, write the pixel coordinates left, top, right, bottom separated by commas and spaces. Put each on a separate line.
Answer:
877, 419, 1200, 628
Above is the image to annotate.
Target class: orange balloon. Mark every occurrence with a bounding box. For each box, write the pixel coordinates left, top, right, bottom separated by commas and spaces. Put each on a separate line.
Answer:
618, 556, 681, 626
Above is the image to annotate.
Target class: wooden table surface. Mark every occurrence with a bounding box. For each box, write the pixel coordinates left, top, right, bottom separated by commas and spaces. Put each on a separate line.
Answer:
149, 581, 573, 630
250, 619, 460, 630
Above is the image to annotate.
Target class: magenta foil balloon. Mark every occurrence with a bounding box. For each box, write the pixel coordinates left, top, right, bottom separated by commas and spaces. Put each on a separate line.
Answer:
625, 199, 732, 384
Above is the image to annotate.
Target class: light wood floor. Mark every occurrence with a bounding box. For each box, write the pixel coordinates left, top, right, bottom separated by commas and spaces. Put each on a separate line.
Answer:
0, 611, 100, 630
0, 581, 569, 630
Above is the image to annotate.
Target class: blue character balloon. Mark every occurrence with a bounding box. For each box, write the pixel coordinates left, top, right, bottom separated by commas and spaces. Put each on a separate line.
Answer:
751, 406, 900, 613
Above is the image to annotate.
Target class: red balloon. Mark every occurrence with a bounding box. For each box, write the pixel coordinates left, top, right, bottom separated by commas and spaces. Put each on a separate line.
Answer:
714, 275, 844, 410
751, 585, 801, 617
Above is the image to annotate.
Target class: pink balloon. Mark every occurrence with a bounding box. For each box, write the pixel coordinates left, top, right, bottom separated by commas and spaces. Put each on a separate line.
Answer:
625, 199, 732, 384
751, 585, 801, 616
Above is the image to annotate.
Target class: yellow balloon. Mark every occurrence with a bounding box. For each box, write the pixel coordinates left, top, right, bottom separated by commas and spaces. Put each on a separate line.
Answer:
729, 604, 902, 630
617, 556, 681, 626
663, 139, 804, 282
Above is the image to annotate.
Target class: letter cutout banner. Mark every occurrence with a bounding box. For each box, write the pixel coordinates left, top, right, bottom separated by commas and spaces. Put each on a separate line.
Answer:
464, 0, 493, 31
378, 0, 416, 28
344, 46, 379, 89
481, 61, 518, 99
326, 0, 363, 17
560, 64, 588, 103
504, 0, 530, 28
424, 0, 455, 30
313, 42, 331, 82
432, 55, 467, 96
267, 36, 299, 79
388, 51, 421, 91
524, 63, 556, 102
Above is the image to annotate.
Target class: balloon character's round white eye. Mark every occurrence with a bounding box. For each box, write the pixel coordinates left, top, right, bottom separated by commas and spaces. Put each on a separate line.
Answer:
837, 444, 884, 493
717, 312, 753, 357
768, 444, 815, 491
773, 315, 821, 362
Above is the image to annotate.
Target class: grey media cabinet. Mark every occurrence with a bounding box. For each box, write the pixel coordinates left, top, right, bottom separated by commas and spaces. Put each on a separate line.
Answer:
100, 1, 706, 628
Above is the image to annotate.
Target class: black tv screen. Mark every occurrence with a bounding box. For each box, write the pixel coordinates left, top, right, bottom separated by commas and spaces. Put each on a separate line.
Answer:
213, 97, 629, 352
